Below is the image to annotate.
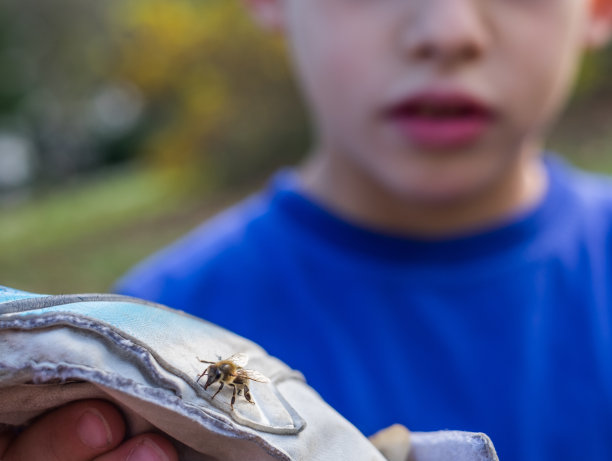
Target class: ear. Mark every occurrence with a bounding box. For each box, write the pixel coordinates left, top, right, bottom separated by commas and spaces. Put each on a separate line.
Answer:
585, 0, 612, 48
242, 0, 287, 32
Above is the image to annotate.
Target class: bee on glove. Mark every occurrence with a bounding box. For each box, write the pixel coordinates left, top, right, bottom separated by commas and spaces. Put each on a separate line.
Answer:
196, 353, 269, 410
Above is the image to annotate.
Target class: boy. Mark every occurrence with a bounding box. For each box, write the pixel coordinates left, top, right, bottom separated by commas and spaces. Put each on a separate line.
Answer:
3, 0, 612, 460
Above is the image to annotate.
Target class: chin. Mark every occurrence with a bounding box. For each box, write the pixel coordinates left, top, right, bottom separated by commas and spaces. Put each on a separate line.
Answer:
384, 167, 486, 206
406, 188, 480, 207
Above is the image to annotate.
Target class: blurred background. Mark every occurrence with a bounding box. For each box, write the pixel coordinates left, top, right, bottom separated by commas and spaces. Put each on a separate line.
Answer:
0, 0, 611, 294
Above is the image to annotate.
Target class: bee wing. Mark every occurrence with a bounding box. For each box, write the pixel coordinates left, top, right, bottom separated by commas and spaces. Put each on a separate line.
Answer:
226, 352, 249, 368
241, 369, 270, 383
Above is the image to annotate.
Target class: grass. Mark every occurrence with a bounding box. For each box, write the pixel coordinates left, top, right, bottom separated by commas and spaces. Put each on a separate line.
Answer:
0, 165, 254, 294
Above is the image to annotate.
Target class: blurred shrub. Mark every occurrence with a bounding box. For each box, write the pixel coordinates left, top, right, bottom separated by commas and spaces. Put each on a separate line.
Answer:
0, 0, 610, 195
108, 0, 308, 189
0, 0, 119, 188
0, 0, 308, 195
575, 46, 612, 98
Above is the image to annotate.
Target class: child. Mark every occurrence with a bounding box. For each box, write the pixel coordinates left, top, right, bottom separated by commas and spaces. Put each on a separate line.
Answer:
114, 1, 612, 459
4, 0, 612, 460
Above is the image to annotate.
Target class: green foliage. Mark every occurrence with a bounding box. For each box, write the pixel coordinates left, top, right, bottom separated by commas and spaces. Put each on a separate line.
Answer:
573, 45, 612, 97
108, 0, 309, 186
0, 0, 309, 189
1, 0, 609, 189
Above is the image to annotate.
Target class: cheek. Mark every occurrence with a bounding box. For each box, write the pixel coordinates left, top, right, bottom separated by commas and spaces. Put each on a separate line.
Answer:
289, 12, 386, 127
321, 47, 379, 109
494, 9, 587, 131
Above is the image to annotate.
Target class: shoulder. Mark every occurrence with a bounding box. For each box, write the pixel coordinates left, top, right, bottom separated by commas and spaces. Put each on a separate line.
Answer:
543, 156, 612, 253
551, 157, 612, 213
114, 185, 284, 305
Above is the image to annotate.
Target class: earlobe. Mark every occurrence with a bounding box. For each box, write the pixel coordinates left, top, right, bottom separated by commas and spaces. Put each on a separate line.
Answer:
585, 0, 612, 48
242, 0, 286, 32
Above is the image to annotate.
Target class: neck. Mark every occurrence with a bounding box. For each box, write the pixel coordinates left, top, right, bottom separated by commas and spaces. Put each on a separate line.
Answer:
298, 148, 547, 238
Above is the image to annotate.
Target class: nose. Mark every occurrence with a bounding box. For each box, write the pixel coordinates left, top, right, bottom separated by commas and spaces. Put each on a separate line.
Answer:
399, 0, 488, 70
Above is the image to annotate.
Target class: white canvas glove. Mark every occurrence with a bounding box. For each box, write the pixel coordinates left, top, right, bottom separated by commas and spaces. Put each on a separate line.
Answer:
370, 424, 498, 461
0, 286, 498, 461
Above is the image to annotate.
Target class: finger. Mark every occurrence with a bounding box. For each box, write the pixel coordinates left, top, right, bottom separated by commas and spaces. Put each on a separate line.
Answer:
0, 429, 15, 456
94, 433, 178, 461
369, 424, 411, 461
3, 399, 126, 461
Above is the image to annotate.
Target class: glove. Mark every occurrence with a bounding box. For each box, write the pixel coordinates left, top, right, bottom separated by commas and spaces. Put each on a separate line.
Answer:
0, 286, 498, 461
370, 424, 498, 461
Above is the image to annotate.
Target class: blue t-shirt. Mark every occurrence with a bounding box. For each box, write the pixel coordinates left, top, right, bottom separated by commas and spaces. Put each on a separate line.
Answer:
116, 156, 612, 461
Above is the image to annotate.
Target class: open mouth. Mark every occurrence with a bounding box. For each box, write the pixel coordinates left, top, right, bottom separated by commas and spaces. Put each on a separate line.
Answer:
386, 92, 494, 119
384, 92, 496, 149
397, 104, 487, 119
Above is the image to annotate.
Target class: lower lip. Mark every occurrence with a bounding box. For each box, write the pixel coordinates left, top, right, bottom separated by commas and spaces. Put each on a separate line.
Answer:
389, 115, 493, 149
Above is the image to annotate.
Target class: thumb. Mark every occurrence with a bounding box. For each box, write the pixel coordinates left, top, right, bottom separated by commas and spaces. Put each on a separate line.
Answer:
369, 424, 412, 461
1, 399, 125, 461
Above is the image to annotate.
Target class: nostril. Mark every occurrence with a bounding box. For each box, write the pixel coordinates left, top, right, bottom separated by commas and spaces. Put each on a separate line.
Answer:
412, 40, 482, 66
461, 45, 480, 62
415, 43, 437, 61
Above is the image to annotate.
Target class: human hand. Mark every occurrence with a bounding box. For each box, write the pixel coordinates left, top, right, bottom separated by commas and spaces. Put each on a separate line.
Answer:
0, 399, 178, 461
369, 424, 411, 461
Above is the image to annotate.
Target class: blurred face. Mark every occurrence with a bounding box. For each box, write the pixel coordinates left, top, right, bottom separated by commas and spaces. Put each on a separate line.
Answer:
248, 0, 611, 209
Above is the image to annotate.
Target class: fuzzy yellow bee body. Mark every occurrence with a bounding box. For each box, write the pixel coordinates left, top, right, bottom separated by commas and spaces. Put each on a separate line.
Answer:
196, 353, 269, 410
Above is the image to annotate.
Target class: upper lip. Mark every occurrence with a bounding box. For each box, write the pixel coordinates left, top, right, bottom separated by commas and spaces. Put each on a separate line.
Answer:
383, 90, 496, 119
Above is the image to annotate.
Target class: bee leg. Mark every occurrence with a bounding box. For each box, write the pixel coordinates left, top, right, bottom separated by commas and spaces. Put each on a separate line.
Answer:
230, 384, 237, 410
195, 368, 208, 384
211, 381, 224, 400
243, 385, 254, 404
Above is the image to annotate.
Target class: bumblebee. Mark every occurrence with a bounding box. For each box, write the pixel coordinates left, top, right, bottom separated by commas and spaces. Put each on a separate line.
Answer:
196, 353, 269, 410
